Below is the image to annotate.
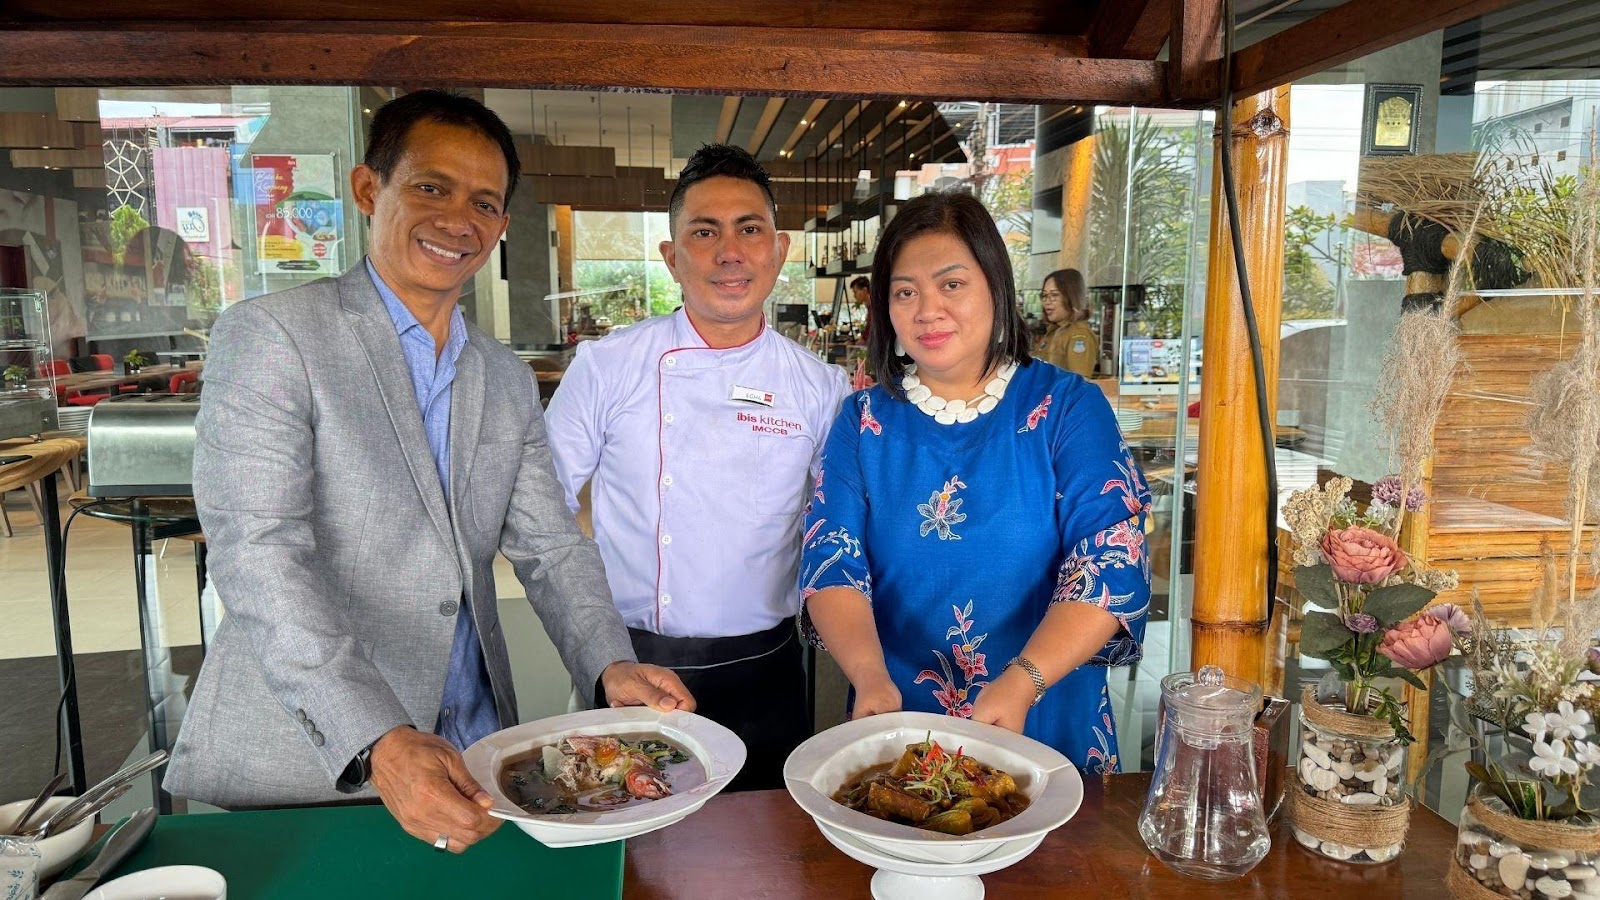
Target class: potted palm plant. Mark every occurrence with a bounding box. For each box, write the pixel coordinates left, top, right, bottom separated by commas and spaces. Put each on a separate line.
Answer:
2, 364, 27, 391
123, 348, 149, 375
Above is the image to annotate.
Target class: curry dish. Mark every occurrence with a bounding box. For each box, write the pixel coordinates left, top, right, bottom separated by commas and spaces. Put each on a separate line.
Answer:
834, 737, 1030, 835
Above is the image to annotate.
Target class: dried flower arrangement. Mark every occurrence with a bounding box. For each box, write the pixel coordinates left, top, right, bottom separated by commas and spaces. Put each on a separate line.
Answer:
1285, 475, 1466, 741
1456, 136, 1600, 826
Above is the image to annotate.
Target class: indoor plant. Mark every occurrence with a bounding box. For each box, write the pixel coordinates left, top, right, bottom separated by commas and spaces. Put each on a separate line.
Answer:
2, 364, 27, 390
123, 348, 148, 374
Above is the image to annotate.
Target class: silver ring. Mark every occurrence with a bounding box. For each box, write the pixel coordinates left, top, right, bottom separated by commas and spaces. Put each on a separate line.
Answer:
433, 834, 449, 852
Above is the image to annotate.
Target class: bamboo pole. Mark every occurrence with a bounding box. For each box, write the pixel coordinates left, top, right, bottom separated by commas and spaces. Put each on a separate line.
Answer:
1191, 87, 1290, 689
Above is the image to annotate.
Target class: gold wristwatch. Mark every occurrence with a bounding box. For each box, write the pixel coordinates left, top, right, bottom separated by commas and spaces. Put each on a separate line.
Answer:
1007, 656, 1047, 707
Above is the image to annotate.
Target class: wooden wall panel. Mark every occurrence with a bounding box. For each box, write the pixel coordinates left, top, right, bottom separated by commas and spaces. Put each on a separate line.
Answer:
1432, 333, 1579, 519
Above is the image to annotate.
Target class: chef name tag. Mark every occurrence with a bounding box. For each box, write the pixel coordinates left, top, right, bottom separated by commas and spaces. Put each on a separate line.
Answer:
730, 385, 776, 407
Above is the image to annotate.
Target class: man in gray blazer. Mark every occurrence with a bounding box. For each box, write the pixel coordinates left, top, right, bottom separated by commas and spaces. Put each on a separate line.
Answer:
165, 90, 693, 853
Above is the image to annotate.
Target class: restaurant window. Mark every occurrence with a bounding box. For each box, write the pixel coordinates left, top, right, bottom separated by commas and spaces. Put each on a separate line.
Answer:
1266, 0, 1600, 822
0, 86, 367, 362
1055, 105, 1213, 771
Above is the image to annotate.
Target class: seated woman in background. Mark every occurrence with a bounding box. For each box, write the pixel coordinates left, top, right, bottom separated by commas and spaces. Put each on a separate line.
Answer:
1037, 268, 1097, 378
799, 191, 1151, 774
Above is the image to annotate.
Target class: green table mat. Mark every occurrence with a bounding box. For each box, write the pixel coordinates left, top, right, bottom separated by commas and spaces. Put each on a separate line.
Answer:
104, 805, 623, 899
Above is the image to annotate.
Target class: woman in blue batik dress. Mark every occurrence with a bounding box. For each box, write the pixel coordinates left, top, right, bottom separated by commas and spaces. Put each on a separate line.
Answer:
799, 190, 1152, 774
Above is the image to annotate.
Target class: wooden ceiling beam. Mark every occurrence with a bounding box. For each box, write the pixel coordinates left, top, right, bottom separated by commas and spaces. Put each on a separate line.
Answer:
0, 1, 1095, 34
744, 98, 786, 156
714, 97, 741, 145
1231, 0, 1526, 98
0, 22, 1170, 107
10, 147, 103, 168
1168, 0, 1223, 103
774, 98, 828, 159
0, 111, 80, 149
1088, 0, 1171, 60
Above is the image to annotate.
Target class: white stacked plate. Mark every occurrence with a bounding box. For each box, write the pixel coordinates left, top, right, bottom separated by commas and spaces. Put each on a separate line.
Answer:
784, 712, 1083, 900
55, 406, 93, 434
1114, 408, 1145, 432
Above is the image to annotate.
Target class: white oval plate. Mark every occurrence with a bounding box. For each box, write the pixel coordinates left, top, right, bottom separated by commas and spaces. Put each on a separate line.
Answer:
86, 865, 226, 900
463, 707, 746, 848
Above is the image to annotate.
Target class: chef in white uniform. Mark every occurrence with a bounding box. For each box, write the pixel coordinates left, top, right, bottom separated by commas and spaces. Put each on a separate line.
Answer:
545, 144, 849, 790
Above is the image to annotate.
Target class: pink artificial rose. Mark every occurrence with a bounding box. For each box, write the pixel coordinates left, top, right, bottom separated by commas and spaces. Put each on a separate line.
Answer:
1377, 614, 1454, 670
1321, 526, 1408, 585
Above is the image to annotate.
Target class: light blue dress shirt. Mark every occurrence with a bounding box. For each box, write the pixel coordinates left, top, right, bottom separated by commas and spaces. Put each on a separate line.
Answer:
367, 260, 499, 751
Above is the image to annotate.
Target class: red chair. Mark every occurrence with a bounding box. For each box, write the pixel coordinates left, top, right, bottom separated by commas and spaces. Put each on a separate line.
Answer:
168, 370, 200, 394
90, 354, 114, 371
37, 358, 111, 407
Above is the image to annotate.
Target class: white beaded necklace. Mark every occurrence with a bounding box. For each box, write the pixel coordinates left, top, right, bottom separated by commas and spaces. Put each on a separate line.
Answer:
900, 361, 1018, 425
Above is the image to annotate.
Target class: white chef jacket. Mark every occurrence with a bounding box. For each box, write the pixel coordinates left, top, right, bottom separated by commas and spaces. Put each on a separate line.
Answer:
545, 310, 850, 639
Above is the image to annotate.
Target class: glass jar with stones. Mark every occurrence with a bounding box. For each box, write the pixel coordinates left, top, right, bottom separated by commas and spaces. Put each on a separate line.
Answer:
1286, 686, 1410, 863
1449, 786, 1600, 900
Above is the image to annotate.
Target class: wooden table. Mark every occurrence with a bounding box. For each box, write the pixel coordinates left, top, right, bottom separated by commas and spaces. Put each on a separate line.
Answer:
1120, 415, 1305, 450
624, 773, 1457, 899
32, 363, 202, 396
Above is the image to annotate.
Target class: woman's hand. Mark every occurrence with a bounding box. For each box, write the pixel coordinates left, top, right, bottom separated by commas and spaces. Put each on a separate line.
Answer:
851, 677, 902, 720
971, 667, 1036, 734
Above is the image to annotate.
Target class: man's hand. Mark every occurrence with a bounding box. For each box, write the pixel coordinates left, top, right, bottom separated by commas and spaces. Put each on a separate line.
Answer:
600, 661, 697, 712
850, 677, 902, 720
369, 725, 501, 853
971, 667, 1034, 734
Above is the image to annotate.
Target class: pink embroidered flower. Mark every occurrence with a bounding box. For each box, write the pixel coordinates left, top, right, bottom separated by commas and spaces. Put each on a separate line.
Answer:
1017, 394, 1052, 433
1102, 459, 1151, 517
859, 396, 882, 435
953, 642, 988, 681
1101, 518, 1146, 565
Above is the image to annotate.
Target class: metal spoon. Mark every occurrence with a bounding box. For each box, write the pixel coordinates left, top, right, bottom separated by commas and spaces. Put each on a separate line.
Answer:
4, 771, 67, 835
32, 783, 131, 839
22, 750, 166, 838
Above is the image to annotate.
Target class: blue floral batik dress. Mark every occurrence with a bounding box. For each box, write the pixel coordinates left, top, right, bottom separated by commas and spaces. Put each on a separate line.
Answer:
798, 360, 1153, 774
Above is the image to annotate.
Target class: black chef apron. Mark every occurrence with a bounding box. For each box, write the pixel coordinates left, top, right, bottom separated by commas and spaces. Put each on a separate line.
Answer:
595, 617, 810, 792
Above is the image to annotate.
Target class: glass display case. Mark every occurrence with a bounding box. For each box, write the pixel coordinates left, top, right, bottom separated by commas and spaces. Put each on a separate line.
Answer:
0, 288, 59, 440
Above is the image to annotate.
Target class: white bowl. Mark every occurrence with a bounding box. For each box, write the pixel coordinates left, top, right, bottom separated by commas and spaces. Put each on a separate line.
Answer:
784, 712, 1082, 873
86, 865, 226, 900
0, 795, 96, 880
463, 707, 746, 848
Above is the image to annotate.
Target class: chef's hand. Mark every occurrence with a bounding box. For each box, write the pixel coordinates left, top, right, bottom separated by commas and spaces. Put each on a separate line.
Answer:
971, 667, 1034, 734
369, 725, 501, 853
851, 677, 902, 720
601, 661, 697, 712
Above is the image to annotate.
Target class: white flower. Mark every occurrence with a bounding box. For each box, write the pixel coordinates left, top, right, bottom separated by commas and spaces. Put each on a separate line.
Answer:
1530, 738, 1580, 778
1575, 741, 1600, 768
1523, 711, 1548, 741
1547, 700, 1592, 741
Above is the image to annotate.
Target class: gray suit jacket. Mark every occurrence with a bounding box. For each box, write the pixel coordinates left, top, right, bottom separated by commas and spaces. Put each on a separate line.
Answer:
164, 263, 634, 808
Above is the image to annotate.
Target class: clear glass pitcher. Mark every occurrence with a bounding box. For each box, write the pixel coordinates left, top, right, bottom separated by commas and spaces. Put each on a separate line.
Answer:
1138, 665, 1271, 880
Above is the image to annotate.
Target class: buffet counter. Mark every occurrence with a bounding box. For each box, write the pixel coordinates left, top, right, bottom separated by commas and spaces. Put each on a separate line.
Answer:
93, 773, 1456, 899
